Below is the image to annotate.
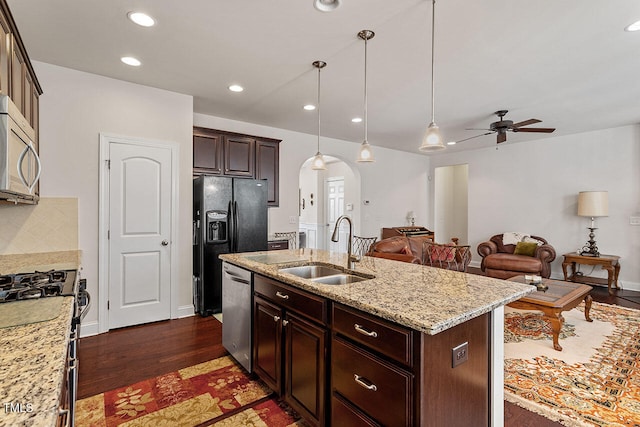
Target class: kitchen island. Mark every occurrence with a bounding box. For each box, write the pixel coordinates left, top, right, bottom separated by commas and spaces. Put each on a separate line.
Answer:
220, 249, 534, 427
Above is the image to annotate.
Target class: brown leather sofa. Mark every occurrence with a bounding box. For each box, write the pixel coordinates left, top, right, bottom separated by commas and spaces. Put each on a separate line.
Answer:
477, 234, 556, 279
368, 235, 427, 264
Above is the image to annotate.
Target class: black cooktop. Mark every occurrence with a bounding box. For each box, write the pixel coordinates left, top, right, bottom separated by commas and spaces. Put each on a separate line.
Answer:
0, 269, 77, 302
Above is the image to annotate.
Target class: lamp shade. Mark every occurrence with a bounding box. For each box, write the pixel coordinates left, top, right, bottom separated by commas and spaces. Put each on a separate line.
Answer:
577, 191, 609, 217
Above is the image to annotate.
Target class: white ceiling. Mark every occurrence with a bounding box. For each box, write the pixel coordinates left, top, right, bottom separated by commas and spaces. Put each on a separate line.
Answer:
7, 0, 640, 155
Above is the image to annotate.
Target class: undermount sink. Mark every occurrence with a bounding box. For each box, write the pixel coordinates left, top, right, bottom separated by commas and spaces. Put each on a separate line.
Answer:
278, 263, 374, 285
278, 265, 344, 279
311, 274, 370, 285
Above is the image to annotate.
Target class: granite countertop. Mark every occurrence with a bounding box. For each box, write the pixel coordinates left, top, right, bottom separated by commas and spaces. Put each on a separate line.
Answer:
0, 297, 74, 427
220, 249, 535, 335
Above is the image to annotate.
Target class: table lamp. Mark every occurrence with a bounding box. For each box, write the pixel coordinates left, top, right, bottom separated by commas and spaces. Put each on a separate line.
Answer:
577, 191, 608, 257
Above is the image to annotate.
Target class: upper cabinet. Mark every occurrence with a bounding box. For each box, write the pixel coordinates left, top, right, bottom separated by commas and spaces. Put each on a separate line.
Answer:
193, 127, 281, 206
0, 0, 43, 139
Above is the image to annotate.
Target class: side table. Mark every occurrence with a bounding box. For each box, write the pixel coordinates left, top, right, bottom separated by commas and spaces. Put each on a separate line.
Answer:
562, 253, 621, 295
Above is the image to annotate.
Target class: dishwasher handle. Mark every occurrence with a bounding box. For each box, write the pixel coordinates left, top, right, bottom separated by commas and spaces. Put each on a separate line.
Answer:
223, 267, 251, 284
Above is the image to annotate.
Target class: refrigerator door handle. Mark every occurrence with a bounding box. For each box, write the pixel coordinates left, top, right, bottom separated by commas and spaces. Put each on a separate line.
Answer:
227, 200, 234, 252
233, 201, 239, 252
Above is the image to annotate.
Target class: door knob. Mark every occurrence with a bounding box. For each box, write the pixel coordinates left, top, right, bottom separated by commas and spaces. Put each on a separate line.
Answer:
161, 240, 169, 246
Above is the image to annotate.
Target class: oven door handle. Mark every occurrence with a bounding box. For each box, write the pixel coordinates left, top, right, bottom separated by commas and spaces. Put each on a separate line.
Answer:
79, 290, 91, 321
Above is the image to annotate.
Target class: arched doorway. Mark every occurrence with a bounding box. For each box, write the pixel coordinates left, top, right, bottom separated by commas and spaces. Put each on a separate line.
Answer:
298, 155, 361, 251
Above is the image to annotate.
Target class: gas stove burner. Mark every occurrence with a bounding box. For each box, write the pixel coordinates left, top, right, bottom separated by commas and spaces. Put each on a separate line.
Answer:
0, 269, 77, 302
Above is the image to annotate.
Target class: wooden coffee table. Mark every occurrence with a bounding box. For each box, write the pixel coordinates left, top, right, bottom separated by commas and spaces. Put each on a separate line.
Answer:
507, 276, 593, 351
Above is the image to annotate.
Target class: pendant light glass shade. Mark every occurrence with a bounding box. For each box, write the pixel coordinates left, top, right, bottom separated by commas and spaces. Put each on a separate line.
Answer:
419, 0, 445, 151
311, 61, 327, 170
356, 30, 375, 163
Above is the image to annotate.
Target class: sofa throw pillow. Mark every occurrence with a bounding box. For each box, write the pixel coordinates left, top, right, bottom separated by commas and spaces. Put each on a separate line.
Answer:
514, 241, 538, 257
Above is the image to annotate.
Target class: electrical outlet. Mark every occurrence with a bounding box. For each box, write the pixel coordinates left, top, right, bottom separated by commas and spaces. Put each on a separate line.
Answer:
289, 216, 297, 224
630, 216, 640, 226
452, 342, 469, 368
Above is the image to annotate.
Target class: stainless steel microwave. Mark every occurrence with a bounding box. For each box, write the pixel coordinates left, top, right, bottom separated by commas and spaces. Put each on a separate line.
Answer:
0, 95, 40, 204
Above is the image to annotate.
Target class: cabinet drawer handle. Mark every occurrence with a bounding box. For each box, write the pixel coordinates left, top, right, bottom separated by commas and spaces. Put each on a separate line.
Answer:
275, 291, 289, 300
354, 374, 378, 391
273, 315, 280, 323
354, 323, 378, 338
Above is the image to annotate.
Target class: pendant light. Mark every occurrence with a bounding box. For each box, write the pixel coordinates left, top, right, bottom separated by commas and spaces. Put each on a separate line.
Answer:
356, 30, 375, 163
311, 61, 327, 170
419, 0, 445, 151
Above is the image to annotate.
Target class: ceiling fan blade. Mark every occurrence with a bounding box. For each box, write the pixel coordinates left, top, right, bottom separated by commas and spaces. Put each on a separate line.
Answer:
455, 132, 493, 144
512, 119, 541, 128
464, 128, 492, 131
513, 127, 556, 133
497, 133, 507, 143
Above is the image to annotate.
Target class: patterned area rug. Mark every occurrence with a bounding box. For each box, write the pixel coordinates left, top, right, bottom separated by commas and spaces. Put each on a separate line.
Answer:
76, 355, 305, 427
504, 302, 640, 427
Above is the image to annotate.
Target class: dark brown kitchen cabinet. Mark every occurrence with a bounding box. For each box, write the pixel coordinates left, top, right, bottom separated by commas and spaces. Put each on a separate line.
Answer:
256, 139, 279, 206
224, 135, 254, 177
0, 0, 43, 135
253, 275, 328, 426
193, 127, 281, 206
0, 12, 10, 96
193, 129, 223, 175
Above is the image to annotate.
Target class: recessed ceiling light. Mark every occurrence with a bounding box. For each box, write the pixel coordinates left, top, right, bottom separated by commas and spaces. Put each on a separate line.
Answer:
228, 84, 244, 92
121, 56, 141, 67
351, 117, 362, 123
625, 20, 640, 32
303, 104, 316, 111
127, 12, 155, 27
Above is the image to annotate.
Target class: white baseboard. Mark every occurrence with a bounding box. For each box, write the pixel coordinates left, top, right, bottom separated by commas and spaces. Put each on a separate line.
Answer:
176, 304, 195, 318
80, 304, 195, 338
79, 320, 100, 338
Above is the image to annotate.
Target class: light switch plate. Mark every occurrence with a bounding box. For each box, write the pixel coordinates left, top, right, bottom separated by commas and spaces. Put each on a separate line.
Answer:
630, 216, 640, 226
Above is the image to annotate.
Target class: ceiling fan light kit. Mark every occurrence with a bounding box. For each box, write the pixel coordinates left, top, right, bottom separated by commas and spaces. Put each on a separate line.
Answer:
356, 30, 376, 163
311, 60, 327, 170
419, 0, 445, 152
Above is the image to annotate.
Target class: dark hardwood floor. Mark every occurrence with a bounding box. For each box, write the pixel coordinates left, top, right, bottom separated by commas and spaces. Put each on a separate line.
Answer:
78, 278, 640, 425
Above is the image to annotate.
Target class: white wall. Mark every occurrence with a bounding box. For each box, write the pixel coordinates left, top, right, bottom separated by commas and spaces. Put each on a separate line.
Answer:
34, 62, 194, 332
193, 113, 431, 239
430, 125, 640, 289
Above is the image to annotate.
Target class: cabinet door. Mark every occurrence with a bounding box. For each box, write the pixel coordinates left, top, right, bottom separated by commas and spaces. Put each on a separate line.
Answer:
256, 140, 279, 206
23, 70, 33, 125
284, 311, 327, 426
193, 133, 222, 175
0, 13, 10, 96
253, 295, 283, 394
224, 135, 254, 177
10, 35, 24, 113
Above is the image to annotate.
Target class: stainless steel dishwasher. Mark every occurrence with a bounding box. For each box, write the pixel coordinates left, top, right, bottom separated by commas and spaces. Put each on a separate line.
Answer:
222, 262, 253, 372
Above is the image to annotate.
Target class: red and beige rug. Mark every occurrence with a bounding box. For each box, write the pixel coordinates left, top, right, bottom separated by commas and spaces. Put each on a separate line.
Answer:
75, 355, 305, 427
504, 301, 640, 427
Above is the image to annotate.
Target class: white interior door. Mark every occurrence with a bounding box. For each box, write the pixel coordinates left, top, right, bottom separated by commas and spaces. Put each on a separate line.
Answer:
108, 140, 172, 329
325, 177, 346, 252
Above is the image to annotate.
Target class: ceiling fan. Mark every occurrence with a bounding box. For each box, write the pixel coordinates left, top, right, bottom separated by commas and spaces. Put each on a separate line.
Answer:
457, 110, 556, 144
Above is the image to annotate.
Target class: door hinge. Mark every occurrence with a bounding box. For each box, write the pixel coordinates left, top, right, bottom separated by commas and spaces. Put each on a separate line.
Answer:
106, 159, 111, 169
107, 300, 110, 310
107, 230, 110, 239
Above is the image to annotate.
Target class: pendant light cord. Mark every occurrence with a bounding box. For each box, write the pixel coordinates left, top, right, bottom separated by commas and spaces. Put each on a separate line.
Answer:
317, 65, 321, 152
364, 35, 368, 142
430, 0, 436, 124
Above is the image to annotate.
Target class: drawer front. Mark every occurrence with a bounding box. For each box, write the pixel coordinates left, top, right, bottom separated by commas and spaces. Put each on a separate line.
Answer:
333, 303, 413, 366
332, 337, 413, 427
332, 393, 381, 427
267, 240, 289, 250
255, 275, 327, 324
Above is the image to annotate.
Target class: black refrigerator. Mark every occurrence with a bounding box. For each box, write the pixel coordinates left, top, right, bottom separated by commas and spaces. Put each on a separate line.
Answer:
193, 176, 268, 315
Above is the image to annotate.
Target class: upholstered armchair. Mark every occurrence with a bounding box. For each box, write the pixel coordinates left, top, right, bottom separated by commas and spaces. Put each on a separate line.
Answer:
477, 234, 556, 279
